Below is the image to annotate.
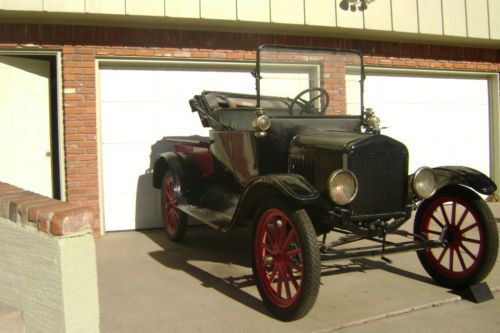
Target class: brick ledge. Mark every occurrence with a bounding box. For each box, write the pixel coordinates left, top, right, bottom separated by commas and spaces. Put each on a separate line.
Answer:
0, 182, 93, 236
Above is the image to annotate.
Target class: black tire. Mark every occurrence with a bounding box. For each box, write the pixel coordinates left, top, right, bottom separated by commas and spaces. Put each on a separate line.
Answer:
161, 171, 188, 242
251, 198, 320, 321
414, 185, 498, 289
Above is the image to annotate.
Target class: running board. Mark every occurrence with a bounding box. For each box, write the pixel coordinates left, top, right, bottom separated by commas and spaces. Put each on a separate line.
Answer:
177, 204, 233, 231
320, 239, 443, 262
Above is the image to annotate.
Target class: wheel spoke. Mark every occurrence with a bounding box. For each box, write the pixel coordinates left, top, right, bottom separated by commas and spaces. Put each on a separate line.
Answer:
456, 248, 467, 271
276, 270, 284, 297
287, 247, 302, 257
167, 217, 177, 231
450, 202, 457, 225
459, 243, 478, 261
169, 221, 177, 231
461, 237, 481, 245
455, 209, 470, 229
167, 209, 178, 223
167, 192, 175, 204
268, 266, 278, 283
460, 222, 479, 235
283, 228, 297, 249
279, 219, 287, 247
273, 218, 283, 246
165, 180, 176, 203
448, 247, 454, 271
285, 263, 300, 291
266, 222, 278, 247
283, 273, 292, 300
431, 215, 445, 229
290, 260, 303, 273
439, 204, 451, 226
427, 229, 442, 236
262, 242, 274, 255
436, 247, 448, 263
168, 210, 177, 222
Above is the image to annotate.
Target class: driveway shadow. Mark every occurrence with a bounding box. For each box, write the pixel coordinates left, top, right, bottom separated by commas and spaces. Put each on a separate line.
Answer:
141, 227, 437, 317
142, 226, 271, 317
351, 257, 436, 285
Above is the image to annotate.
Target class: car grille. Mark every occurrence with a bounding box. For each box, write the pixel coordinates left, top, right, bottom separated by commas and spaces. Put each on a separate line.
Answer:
348, 149, 408, 216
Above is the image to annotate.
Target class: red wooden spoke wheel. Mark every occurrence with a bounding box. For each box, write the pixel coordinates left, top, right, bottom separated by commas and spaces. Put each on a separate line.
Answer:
161, 173, 187, 242
414, 186, 498, 289
252, 200, 320, 321
254, 208, 304, 307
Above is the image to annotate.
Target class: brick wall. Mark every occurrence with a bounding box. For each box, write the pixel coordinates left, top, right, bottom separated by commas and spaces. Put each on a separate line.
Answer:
1, 23, 499, 234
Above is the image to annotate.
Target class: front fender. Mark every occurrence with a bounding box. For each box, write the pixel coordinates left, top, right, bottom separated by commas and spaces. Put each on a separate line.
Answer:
232, 174, 319, 225
244, 174, 319, 203
431, 166, 496, 195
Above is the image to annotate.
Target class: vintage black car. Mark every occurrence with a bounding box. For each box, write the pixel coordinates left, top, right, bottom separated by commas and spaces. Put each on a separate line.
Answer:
153, 45, 498, 321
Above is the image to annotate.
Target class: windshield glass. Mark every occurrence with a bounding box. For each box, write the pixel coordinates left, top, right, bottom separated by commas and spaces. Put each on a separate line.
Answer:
257, 45, 364, 117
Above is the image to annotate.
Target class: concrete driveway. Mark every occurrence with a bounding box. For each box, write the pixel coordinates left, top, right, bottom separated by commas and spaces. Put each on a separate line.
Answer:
96, 222, 500, 333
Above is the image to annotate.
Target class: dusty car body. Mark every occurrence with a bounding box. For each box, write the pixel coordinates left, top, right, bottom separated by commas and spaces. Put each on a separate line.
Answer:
153, 45, 498, 320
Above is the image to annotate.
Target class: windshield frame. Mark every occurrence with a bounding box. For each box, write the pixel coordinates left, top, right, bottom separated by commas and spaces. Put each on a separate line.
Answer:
256, 44, 366, 118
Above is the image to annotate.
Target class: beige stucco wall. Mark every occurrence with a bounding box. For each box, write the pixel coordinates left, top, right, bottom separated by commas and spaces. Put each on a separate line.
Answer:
0, 0, 499, 47
0, 218, 99, 333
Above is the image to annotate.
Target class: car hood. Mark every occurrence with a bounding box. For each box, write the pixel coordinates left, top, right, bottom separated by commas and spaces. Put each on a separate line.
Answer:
290, 129, 408, 154
290, 130, 371, 152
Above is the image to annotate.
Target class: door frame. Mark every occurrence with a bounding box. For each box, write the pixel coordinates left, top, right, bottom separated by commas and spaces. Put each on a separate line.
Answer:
0, 50, 65, 199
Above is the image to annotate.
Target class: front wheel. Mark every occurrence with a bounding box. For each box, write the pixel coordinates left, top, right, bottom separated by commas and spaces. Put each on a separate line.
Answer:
414, 186, 498, 289
251, 199, 320, 321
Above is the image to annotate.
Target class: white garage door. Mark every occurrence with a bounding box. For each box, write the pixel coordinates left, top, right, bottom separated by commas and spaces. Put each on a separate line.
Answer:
100, 65, 316, 231
100, 67, 258, 231
364, 74, 490, 175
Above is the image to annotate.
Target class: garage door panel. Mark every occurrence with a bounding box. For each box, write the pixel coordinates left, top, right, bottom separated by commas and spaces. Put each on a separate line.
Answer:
102, 102, 210, 145
102, 143, 162, 230
103, 188, 161, 231
365, 74, 490, 176
100, 70, 165, 101
366, 76, 489, 106
102, 144, 153, 190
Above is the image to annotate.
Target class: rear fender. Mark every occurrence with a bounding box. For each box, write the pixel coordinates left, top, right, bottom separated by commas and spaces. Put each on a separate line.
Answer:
233, 174, 319, 223
152, 152, 185, 189
432, 166, 497, 195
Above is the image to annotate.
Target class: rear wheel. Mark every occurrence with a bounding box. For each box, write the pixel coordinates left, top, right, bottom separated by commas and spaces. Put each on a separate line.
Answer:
161, 172, 187, 242
252, 199, 320, 321
414, 186, 498, 289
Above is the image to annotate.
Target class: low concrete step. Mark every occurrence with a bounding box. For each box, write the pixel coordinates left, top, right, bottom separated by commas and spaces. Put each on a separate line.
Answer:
0, 303, 24, 333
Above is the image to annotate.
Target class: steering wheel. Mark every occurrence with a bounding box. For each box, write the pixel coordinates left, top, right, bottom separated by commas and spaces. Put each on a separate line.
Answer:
288, 88, 330, 115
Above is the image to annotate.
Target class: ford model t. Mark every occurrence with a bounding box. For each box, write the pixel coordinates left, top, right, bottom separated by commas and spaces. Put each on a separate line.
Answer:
152, 45, 498, 321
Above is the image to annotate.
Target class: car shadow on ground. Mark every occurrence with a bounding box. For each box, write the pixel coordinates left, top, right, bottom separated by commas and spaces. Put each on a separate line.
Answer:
141, 226, 436, 317
141, 226, 271, 316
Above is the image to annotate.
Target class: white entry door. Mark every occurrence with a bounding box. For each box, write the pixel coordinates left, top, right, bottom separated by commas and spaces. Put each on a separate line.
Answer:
0, 56, 53, 197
